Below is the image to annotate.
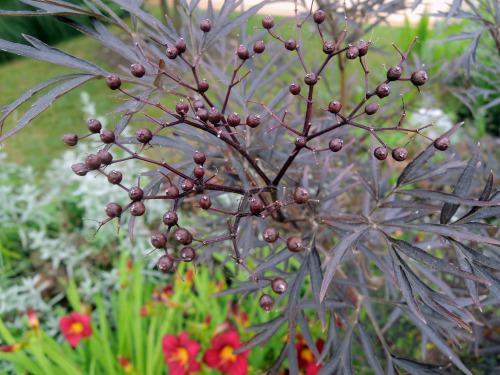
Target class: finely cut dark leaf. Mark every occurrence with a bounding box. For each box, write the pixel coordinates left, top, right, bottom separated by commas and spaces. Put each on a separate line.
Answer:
449, 238, 500, 271
0, 36, 107, 75
0, 75, 98, 142
441, 142, 481, 224
386, 236, 489, 284
387, 223, 500, 246
211, 280, 259, 297
320, 228, 368, 301
455, 189, 500, 224
456, 250, 481, 311
317, 322, 355, 375
234, 315, 286, 354
470, 265, 500, 304
358, 325, 385, 375
405, 309, 473, 375
397, 189, 500, 207
309, 242, 326, 331
298, 311, 320, 360
393, 357, 446, 374
252, 248, 295, 275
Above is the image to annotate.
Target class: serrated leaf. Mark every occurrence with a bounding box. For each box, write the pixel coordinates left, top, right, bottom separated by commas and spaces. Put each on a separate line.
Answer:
252, 248, 295, 276
320, 228, 368, 301
397, 122, 464, 187
455, 250, 481, 311
0, 75, 98, 142
211, 280, 259, 298
386, 236, 488, 284
0, 36, 107, 75
234, 315, 286, 354
471, 265, 500, 304
397, 189, 500, 207
358, 325, 385, 375
449, 238, 500, 271
405, 309, 473, 375
387, 223, 500, 246
317, 321, 355, 375
298, 311, 320, 360
0, 74, 85, 134
441, 143, 481, 224
393, 357, 446, 374
309, 242, 326, 331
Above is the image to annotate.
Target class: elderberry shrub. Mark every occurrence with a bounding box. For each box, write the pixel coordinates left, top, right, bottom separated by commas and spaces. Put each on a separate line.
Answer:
3, 1, 499, 374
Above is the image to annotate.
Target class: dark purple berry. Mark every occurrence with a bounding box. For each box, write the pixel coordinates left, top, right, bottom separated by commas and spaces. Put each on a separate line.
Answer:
262, 227, 279, 243
329, 138, 343, 152
129, 186, 144, 201
287, 237, 304, 252
194, 165, 205, 179
105, 202, 122, 218
200, 195, 212, 210
176, 100, 189, 115
193, 151, 206, 165
411, 70, 428, 86
106, 74, 121, 90
259, 294, 274, 312
289, 83, 301, 95
262, 15, 274, 29
71, 163, 89, 176
392, 147, 409, 162
313, 10, 326, 24
294, 187, 310, 204
376, 83, 391, 99
180, 247, 196, 262
107, 170, 123, 184
200, 19, 211, 32
175, 39, 187, 53
97, 150, 113, 165
237, 45, 249, 60
323, 41, 335, 54
434, 136, 450, 151
136, 128, 153, 143
163, 211, 178, 226
304, 73, 317, 86
165, 186, 179, 199
346, 47, 359, 60
208, 108, 221, 124
355, 41, 369, 56
62, 133, 78, 146
85, 154, 101, 170
130, 64, 145, 78
246, 114, 261, 128
151, 233, 167, 249
174, 228, 193, 245
193, 100, 205, 112
196, 108, 209, 122
253, 41, 265, 54
227, 112, 241, 127
181, 179, 194, 191
285, 38, 297, 51
87, 118, 102, 133
157, 255, 174, 272
294, 136, 307, 148
166, 46, 178, 59
387, 66, 402, 81
198, 79, 209, 93
365, 103, 379, 115
100, 130, 115, 144
250, 198, 264, 215
374, 147, 388, 160
328, 101, 342, 114
271, 278, 288, 294
130, 201, 146, 216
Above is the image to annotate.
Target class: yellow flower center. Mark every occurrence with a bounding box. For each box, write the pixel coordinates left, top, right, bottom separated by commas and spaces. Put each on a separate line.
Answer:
173, 347, 189, 366
300, 348, 314, 363
220, 345, 237, 362
70, 322, 84, 335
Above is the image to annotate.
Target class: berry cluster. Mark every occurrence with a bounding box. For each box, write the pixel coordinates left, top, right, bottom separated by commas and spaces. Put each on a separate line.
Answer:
62, 8, 447, 311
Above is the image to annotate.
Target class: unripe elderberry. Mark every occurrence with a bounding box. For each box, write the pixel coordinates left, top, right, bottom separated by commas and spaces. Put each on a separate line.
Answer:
85, 154, 101, 170
87, 118, 102, 133
193, 165, 205, 179
71, 163, 89, 176
106, 74, 121, 90
246, 114, 261, 128
227, 112, 241, 127
392, 147, 409, 162
100, 130, 115, 144
294, 187, 310, 204
323, 41, 335, 54
166, 46, 178, 59
304, 73, 317, 86
151, 233, 167, 249
198, 79, 210, 93
253, 41, 265, 54
411, 70, 428, 86
130, 201, 146, 216
237, 45, 249, 60
97, 150, 113, 165
174, 228, 193, 245
313, 10, 326, 24
181, 179, 194, 191
376, 83, 391, 99
294, 136, 307, 148
107, 170, 123, 184
157, 255, 173, 272
365, 103, 379, 115
434, 136, 450, 151
62, 133, 78, 146
136, 128, 153, 143
129, 186, 144, 201
374, 147, 388, 160
193, 151, 206, 165
329, 138, 343, 152
287, 237, 304, 252
130, 64, 145, 78
200, 19, 211, 32
262, 15, 274, 29
163, 211, 178, 226
271, 278, 288, 294
176, 100, 189, 115
328, 101, 342, 114
355, 41, 369, 56
200, 195, 212, 210
259, 294, 274, 312
262, 227, 279, 243
175, 39, 187, 53
346, 47, 359, 60
289, 83, 301, 95
105, 203, 122, 218
180, 247, 196, 262
387, 66, 402, 81
285, 38, 297, 51
250, 198, 264, 215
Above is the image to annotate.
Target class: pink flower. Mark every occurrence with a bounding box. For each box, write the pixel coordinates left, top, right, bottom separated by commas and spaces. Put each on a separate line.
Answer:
59, 312, 92, 348
162, 332, 201, 375
203, 330, 249, 375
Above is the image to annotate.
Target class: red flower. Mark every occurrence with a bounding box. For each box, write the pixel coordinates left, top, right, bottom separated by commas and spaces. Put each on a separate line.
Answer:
203, 330, 249, 375
59, 312, 92, 348
0, 343, 22, 353
296, 336, 324, 375
162, 332, 201, 375
26, 309, 39, 331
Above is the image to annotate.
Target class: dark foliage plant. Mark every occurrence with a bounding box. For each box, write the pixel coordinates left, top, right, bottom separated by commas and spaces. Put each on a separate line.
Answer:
1, 0, 500, 373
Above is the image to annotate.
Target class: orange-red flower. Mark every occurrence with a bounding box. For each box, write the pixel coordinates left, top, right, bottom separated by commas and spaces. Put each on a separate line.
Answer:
162, 332, 201, 375
26, 309, 39, 331
117, 355, 134, 373
296, 337, 324, 375
203, 330, 249, 375
0, 343, 22, 353
59, 312, 92, 348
